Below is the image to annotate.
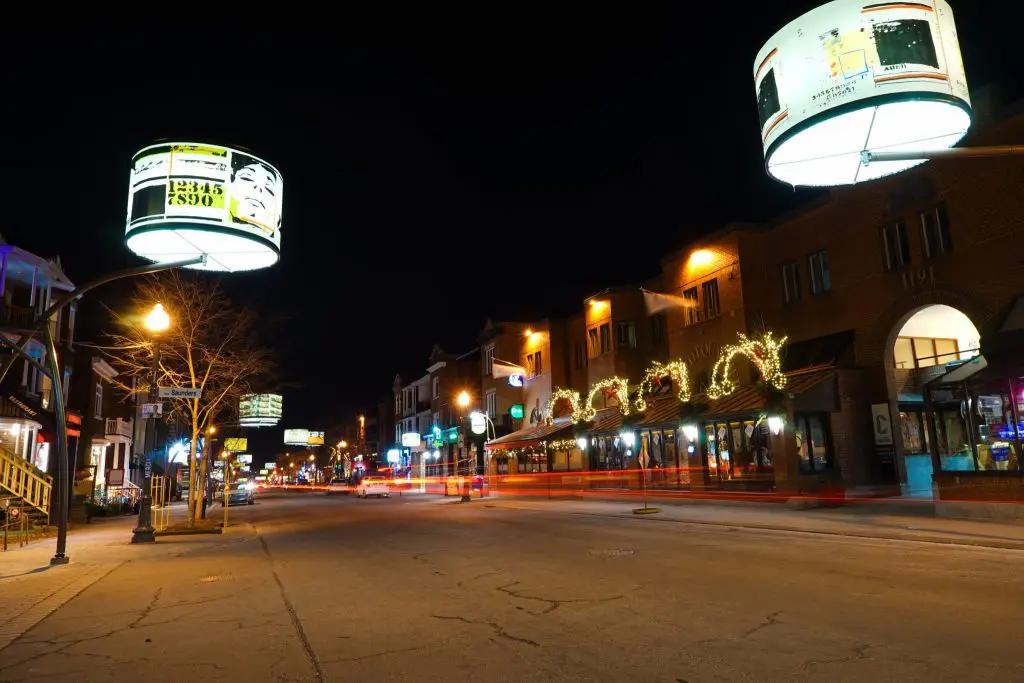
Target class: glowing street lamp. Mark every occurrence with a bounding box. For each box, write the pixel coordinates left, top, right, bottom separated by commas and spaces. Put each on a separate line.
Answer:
145, 302, 171, 332
456, 391, 471, 409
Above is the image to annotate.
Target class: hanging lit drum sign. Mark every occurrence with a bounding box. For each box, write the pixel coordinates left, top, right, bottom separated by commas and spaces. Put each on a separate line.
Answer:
125, 142, 284, 272
753, 0, 970, 187
470, 412, 487, 435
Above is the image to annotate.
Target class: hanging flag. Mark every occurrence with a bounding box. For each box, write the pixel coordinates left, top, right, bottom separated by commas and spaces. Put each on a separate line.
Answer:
492, 358, 527, 379
642, 289, 694, 314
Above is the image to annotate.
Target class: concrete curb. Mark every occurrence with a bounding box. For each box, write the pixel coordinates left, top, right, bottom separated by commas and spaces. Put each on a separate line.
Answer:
487, 502, 1024, 551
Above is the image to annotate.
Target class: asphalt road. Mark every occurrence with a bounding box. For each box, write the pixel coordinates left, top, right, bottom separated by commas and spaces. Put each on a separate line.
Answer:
2, 489, 1023, 682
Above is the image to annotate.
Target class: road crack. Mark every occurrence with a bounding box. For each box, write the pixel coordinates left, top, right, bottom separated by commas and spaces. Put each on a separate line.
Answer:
129, 587, 163, 628
432, 614, 540, 647
741, 610, 783, 638
258, 532, 325, 683
495, 581, 623, 616
804, 643, 872, 669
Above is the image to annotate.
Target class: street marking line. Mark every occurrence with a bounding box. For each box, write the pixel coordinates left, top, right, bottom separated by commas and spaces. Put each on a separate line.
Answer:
0, 562, 124, 652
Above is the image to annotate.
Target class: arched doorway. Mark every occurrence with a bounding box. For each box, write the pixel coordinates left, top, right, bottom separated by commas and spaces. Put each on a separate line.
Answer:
886, 304, 981, 496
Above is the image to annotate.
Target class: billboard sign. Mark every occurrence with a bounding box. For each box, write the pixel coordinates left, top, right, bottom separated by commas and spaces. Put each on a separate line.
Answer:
126, 142, 284, 272
307, 431, 325, 446
283, 428, 309, 445
236, 453, 253, 464
401, 432, 421, 448
223, 438, 248, 452
753, 0, 970, 187
239, 393, 283, 427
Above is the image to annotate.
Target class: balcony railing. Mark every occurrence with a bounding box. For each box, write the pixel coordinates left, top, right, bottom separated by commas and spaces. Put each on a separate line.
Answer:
2, 303, 35, 328
105, 418, 134, 440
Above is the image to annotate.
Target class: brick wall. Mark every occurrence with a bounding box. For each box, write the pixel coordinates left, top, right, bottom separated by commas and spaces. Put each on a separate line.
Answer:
934, 472, 1024, 503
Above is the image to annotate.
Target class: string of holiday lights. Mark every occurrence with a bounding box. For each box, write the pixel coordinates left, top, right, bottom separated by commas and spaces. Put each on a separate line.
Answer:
634, 360, 691, 412
545, 388, 583, 423
707, 332, 788, 400
581, 377, 631, 422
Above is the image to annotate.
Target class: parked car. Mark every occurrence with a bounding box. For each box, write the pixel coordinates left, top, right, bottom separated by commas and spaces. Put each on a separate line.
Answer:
216, 482, 255, 506
355, 475, 390, 498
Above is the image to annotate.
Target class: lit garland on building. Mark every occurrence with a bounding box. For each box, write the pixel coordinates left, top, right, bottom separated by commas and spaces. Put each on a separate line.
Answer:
634, 360, 691, 412
707, 332, 788, 400
581, 377, 630, 422
493, 438, 582, 460
545, 388, 583, 423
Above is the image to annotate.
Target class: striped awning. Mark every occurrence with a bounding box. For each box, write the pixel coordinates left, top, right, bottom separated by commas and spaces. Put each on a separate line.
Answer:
485, 420, 574, 451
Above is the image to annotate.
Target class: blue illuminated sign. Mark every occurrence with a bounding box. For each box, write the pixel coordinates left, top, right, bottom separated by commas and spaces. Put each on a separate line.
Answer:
508, 374, 524, 387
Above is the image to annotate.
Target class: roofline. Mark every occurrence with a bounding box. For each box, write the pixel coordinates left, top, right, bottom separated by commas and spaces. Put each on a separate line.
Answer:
658, 221, 763, 267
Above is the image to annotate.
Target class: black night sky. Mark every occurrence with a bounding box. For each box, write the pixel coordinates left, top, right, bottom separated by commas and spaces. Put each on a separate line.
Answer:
0, 5, 1016, 429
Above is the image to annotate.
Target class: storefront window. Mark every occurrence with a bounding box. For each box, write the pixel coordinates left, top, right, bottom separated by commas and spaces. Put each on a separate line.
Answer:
974, 393, 1021, 471
495, 456, 509, 476
701, 419, 772, 483
664, 429, 683, 485
899, 410, 929, 454
517, 453, 548, 474
795, 413, 832, 474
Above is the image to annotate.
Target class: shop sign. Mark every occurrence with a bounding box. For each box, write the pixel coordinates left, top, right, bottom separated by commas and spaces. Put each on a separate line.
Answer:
510, 404, 524, 419
8, 395, 38, 417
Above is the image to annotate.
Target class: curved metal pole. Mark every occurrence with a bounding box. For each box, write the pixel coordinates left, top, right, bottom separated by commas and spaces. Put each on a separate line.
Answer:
0, 256, 207, 391
14, 255, 206, 565
44, 323, 71, 565
42, 256, 207, 323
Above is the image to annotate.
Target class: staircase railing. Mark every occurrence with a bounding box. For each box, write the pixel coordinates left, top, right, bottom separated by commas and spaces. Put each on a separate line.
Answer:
0, 445, 52, 521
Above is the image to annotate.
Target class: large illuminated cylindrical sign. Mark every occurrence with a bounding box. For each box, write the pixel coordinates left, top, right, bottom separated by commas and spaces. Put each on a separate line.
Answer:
754, 0, 970, 187
125, 142, 283, 272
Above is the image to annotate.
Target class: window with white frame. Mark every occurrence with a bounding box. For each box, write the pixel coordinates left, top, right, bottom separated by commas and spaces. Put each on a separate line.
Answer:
484, 346, 495, 376
682, 287, 699, 326
921, 203, 952, 257
486, 390, 496, 418
882, 221, 911, 270
94, 380, 104, 419
782, 261, 800, 304
527, 350, 543, 378
808, 250, 831, 295
23, 342, 45, 395
432, 377, 439, 399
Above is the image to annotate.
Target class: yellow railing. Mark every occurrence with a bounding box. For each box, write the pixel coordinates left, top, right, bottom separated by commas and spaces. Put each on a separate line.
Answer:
0, 445, 52, 521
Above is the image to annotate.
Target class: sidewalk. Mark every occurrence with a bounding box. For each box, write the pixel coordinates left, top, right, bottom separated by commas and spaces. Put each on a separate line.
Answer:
478, 494, 1024, 550
0, 503, 247, 656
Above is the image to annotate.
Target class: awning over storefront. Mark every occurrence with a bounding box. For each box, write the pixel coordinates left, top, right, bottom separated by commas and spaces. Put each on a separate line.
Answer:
485, 419, 574, 451
704, 365, 836, 418
639, 395, 684, 426
589, 407, 623, 435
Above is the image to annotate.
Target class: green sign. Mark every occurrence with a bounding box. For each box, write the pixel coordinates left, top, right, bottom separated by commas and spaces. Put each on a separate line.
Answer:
446, 427, 459, 443
510, 404, 524, 419
432, 425, 442, 440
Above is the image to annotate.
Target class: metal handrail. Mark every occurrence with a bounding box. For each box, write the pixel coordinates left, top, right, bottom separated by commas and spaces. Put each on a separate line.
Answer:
0, 445, 52, 521
1, 503, 49, 550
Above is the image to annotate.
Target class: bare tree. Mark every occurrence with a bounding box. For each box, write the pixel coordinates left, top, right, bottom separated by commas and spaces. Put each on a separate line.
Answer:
97, 272, 273, 525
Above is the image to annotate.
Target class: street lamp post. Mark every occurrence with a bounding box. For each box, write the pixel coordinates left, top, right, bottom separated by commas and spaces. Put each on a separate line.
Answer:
456, 391, 472, 502
132, 303, 170, 544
